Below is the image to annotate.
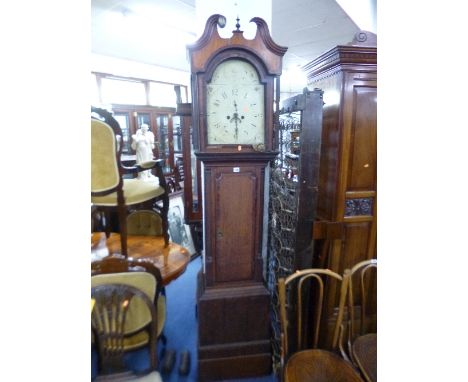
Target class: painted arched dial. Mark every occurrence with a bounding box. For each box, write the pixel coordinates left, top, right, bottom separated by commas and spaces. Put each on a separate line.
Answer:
207, 59, 265, 145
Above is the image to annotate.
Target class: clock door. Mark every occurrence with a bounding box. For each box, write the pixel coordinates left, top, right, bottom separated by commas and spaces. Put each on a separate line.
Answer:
204, 164, 264, 285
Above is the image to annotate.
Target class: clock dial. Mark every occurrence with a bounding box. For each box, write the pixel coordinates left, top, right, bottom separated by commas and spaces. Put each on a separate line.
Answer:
207, 59, 265, 145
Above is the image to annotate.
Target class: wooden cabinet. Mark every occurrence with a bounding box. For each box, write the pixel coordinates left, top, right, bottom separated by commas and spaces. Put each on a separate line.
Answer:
303, 32, 377, 347
110, 104, 178, 175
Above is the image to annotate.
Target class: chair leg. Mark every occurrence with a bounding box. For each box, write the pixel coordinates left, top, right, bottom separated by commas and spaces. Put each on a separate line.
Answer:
104, 209, 111, 238
117, 192, 128, 258
178, 350, 191, 376
160, 193, 169, 247
160, 349, 176, 374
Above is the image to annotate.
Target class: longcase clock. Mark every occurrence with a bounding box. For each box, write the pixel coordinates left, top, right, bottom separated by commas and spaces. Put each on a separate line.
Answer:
187, 15, 287, 380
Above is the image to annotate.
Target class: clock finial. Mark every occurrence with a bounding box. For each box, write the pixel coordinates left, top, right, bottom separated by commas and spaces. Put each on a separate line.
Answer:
235, 16, 241, 31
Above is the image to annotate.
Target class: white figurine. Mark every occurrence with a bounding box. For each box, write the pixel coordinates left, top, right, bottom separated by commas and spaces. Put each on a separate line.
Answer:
131, 123, 156, 181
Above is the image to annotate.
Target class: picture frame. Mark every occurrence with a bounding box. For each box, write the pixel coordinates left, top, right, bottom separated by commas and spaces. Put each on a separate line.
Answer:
168, 191, 196, 257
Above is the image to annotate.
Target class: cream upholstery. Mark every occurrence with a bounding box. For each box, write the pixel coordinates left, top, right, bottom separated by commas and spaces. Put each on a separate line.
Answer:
120, 296, 166, 350
91, 119, 120, 193
127, 210, 163, 236
91, 272, 157, 334
91, 178, 165, 206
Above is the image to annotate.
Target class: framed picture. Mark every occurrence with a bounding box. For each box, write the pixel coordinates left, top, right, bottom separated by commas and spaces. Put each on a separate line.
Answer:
168, 192, 196, 256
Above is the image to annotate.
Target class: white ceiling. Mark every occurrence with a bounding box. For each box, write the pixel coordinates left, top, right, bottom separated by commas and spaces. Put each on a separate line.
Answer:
91, 0, 364, 74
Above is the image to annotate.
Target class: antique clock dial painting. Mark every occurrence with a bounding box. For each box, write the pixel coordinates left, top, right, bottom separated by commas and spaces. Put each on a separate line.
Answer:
207, 59, 265, 145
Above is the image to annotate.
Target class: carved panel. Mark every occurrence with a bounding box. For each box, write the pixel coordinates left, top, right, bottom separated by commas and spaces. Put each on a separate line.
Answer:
345, 198, 373, 216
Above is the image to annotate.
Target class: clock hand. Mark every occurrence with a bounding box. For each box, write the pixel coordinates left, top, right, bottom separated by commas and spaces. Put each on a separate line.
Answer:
230, 101, 243, 139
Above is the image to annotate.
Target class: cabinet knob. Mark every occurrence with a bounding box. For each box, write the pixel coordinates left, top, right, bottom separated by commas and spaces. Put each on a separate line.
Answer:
216, 230, 223, 239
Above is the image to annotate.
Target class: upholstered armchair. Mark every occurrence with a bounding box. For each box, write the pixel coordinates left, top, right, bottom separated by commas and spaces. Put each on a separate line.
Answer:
91, 106, 169, 257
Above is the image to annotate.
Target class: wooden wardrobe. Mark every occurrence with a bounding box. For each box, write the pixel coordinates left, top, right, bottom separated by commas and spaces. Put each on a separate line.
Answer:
303, 31, 377, 347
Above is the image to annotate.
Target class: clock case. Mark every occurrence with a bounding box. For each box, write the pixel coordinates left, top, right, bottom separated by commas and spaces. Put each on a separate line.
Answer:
187, 15, 287, 380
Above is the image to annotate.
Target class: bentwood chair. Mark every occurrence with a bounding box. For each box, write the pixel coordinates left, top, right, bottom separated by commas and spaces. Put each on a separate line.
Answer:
278, 269, 363, 382
91, 283, 162, 381
340, 259, 377, 382
92, 256, 167, 352
91, 106, 169, 257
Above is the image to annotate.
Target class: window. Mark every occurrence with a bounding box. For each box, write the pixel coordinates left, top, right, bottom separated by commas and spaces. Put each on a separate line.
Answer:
92, 72, 187, 108
100, 77, 146, 105
149, 82, 177, 107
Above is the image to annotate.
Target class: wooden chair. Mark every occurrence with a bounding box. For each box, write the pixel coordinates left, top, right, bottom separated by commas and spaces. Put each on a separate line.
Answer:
278, 269, 363, 382
91, 106, 169, 257
340, 259, 377, 382
92, 282, 162, 381
91, 256, 167, 353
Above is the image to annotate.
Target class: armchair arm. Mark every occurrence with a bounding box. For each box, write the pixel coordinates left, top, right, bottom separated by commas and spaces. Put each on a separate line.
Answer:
152, 159, 168, 190
122, 159, 165, 174
121, 159, 168, 190
138, 160, 158, 169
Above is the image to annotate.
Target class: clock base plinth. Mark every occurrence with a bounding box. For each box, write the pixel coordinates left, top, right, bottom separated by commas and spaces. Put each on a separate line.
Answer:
197, 282, 272, 381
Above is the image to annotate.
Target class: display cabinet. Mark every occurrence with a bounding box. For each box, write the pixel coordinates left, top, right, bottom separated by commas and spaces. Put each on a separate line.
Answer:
110, 104, 179, 176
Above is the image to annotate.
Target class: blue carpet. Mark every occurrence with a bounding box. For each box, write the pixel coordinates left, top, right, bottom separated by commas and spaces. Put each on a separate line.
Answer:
92, 256, 278, 381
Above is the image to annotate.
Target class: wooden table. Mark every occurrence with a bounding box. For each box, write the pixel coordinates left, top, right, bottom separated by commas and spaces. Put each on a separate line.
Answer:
91, 232, 190, 286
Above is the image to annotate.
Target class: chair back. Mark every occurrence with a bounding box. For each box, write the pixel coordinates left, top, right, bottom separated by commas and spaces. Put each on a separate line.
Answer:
92, 283, 158, 375
127, 210, 163, 236
342, 259, 377, 351
278, 269, 348, 368
92, 256, 163, 333
91, 107, 124, 196
92, 272, 156, 335
92, 256, 163, 300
